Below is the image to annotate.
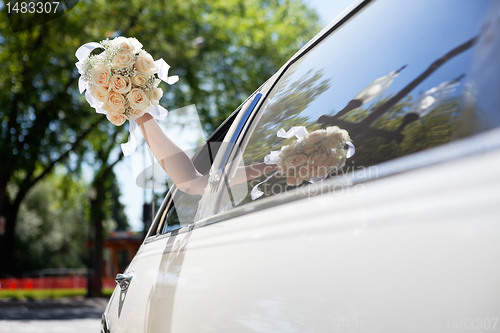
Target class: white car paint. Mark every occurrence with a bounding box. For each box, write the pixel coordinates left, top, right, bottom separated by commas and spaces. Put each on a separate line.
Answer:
105, 139, 500, 332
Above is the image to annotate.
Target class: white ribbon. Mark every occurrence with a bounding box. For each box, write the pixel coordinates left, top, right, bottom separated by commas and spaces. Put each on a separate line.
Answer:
78, 76, 87, 93
346, 141, 355, 158
75, 42, 103, 61
250, 171, 279, 200
121, 119, 138, 156
277, 126, 308, 141
149, 105, 168, 120
75, 42, 103, 93
155, 59, 179, 85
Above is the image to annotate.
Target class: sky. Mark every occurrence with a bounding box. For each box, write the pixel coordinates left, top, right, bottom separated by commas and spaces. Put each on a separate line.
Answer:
116, 0, 358, 232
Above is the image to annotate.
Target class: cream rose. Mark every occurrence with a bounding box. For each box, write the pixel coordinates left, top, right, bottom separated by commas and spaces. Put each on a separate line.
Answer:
131, 73, 148, 87
322, 134, 341, 150
134, 51, 158, 76
91, 65, 111, 88
287, 176, 304, 187
305, 130, 326, 144
106, 109, 127, 126
322, 154, 341, 168
110, 75, 131, 94
307, 152, 327, 166
315, 165, 330, 178
284, 154, 307, 168
127, 88, 150, 110
148, 88, 163, 106
298, 166, 310, 179
335, 129, 349, 142
90, 85, 108, 103
103, 91, 126, 113
302, 142, 315, 155
130, 106, 151, 120
113, 51, 135, 69
279, 145, 295, 159
326, 126, 350, 142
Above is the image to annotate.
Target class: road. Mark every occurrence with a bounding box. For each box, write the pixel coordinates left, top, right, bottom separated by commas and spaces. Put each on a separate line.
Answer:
0, 298, 108, 333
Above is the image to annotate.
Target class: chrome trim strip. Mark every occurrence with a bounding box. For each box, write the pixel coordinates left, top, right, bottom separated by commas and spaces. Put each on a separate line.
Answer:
215, 92, 263, 172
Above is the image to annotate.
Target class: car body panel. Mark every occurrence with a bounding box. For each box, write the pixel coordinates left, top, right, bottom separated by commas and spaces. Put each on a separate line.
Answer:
107, 144, 500, 332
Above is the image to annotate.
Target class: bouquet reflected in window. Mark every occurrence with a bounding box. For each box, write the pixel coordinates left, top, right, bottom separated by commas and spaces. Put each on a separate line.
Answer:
252, 126, 355, 200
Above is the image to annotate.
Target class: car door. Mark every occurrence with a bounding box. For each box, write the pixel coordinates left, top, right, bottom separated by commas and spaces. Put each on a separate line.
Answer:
103, 91, 267, 332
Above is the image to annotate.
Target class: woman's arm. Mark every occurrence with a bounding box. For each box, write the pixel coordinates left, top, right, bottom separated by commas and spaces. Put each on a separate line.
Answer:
136, 113, 277, 195
136, 113, 208, 195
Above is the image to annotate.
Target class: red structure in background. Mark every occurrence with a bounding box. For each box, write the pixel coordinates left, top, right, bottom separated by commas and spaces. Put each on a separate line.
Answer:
0, 232, 142, 291
0, 276, 87, 290
87, 231, 143, 284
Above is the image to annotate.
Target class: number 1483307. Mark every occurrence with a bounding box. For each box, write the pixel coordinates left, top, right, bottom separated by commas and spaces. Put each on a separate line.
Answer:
5, 2, 60, 14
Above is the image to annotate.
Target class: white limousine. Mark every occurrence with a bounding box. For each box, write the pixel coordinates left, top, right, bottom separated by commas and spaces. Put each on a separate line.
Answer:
102, 0, 500, 332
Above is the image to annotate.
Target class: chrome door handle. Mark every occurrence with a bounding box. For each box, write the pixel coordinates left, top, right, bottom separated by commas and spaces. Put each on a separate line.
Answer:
115, 273, 134, 290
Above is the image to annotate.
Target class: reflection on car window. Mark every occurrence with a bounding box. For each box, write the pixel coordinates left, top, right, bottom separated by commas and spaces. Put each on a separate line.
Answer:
161, 204, 181, 234
217, 0, 495, 210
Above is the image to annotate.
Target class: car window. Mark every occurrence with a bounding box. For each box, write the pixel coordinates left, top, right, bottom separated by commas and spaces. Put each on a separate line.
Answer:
214, 0, 496, 212
148, 103, 245, 235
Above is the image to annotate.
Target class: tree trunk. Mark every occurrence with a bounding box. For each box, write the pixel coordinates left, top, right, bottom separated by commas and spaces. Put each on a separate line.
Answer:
87, 179, 106, 297
0, 200, 21, 274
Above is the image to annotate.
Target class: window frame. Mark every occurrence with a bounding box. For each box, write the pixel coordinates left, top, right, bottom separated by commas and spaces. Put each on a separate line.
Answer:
144, 92, 261, 241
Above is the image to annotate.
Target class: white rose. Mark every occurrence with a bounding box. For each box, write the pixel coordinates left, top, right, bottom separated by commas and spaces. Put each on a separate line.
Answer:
326, 126, 350, 142
111, 36, 142, 53
127, 37, 143, 53
148, 88, 163, 106
103, 91, 126, 113
127, 88, 150, 110
91, 65, 111, 88
106, 109, 127, 126
109, 75, 131, 94
90, 85, 108, 103
113, 51, 135, 69
131, 73, 148, 87
134, 50, 158, 76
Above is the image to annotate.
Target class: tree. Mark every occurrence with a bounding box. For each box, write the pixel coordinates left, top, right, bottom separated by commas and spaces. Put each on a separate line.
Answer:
85, 122, 128, 296
0, 0, 320, 274
0, 6, 102, 273
14, 171, 89, 272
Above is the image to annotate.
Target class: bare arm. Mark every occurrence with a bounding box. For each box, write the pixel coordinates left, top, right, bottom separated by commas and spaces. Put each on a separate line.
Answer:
136, 113, 277, 195
136, 113, 208, 195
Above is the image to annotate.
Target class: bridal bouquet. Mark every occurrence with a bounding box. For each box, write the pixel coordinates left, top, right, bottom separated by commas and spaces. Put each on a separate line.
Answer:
75, 37, 179, 155
251, 126, 355, 200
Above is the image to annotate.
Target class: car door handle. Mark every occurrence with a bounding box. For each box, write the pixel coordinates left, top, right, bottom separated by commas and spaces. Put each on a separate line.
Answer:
115, 273, 134, 290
